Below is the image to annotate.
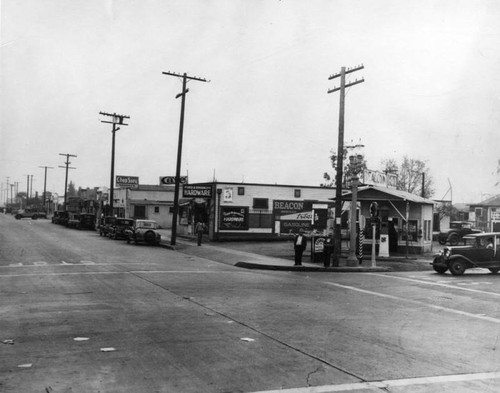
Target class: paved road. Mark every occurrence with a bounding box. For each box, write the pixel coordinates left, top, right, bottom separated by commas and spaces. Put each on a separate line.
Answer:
1, 215, 500, 392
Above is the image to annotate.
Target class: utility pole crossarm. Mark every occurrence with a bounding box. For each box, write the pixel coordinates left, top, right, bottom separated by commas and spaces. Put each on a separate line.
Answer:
162, 71, 210, 83
328, 78, 365, 94
328, 64, 364, 80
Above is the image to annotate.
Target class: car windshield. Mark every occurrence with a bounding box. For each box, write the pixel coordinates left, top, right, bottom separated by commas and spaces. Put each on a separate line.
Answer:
136, 220, 158, 229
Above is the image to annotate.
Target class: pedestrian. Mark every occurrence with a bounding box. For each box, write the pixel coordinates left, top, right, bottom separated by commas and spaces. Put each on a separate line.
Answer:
323, 237, 334, 268
195, 221, 205, 246
293, 228, 307, 266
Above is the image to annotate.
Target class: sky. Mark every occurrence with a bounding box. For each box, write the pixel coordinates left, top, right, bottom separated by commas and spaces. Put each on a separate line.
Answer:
1, 0, 500, 204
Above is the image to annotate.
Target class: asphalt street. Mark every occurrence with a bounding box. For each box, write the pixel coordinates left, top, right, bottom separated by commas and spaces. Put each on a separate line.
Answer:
2, 215, 500, 392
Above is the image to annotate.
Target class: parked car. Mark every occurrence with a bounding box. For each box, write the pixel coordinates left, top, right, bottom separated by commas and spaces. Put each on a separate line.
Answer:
431, 232, 500, 275
52, 211, 69, 226
78, 213, 96, 230
125, 219, 161, 245
109, 218, 134, 240
438, 221, 482, 246
99, 216, 116, 237
67, 213, 81, 228
14, 209, 47, 220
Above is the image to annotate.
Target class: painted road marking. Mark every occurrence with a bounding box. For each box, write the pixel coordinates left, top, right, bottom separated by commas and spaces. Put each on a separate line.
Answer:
370, 273, 500, 298
248, 371, 500, 393
325, 282, 500, 324
0, 270, 231, 278
5, 260, 96, 267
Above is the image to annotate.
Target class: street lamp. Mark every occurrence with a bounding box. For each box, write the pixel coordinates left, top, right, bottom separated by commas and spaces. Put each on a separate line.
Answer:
346, 142, 365, 266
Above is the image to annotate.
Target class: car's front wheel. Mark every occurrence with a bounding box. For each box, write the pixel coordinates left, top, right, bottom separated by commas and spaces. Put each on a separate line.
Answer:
433, 265, 448, 274
145, 231, 156, 244
489, 268, 500, 274
449, 259, 466, 276
438, 238, 446, 245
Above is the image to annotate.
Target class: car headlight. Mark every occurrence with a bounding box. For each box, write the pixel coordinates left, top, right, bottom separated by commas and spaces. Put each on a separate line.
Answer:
444, 249, 451, 258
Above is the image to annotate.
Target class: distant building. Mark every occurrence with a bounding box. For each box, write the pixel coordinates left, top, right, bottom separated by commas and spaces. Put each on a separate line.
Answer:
469, 195, 500, 232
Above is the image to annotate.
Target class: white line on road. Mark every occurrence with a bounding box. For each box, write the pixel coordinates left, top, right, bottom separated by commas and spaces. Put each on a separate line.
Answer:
369, 273, 500, 297
248, 371, 500, 393
324, 282, 500, 324
0, 270, 232, 278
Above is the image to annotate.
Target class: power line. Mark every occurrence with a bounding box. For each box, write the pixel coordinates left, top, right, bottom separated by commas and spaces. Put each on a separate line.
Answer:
162, 71, 209, 246
328, 64, 365, 267
59, 153, 77, 211
99, 112, 130, 216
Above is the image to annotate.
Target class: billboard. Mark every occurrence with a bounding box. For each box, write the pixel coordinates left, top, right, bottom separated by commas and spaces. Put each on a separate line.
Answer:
220, 206, 249, 230
160, 176, 188, 185
273, 199, 313, 234
116, 175, 139, 188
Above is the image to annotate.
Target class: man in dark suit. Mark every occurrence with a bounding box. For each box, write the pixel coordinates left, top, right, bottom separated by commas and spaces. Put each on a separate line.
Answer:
294, 228, 308, 266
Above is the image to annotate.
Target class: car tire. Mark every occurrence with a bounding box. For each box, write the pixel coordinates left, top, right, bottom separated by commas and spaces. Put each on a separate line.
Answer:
449, 234, 460, 246
32, 215, 38, 220
449, 259, 466, 276
489, 268, 500, 274
145, 231, 155, 244
433, 265, 448, 274
438, 239, 446, 245
15, 214, 21, 220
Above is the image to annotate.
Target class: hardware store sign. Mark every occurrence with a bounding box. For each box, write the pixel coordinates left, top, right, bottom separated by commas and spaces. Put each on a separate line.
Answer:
183, 185, 212, 198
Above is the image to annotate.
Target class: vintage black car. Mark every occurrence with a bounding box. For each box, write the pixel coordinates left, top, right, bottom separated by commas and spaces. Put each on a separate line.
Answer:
109, 218, 134, 240
15, 209, 47, 220
125, 219, 161, 245
438, 221, 481, 246
78, 213, 96, 230
432, 232, 500, 275
52, 211, 69, 226
99, 216, 116, 237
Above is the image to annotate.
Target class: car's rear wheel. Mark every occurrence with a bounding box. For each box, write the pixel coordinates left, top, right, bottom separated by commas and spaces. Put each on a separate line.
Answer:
449, 259, 466, 276
489, 268, 500, 274
32, 215, 38, 220
449, 234, 460, 246
438, 239, 446, 245
15, 214, 21, 220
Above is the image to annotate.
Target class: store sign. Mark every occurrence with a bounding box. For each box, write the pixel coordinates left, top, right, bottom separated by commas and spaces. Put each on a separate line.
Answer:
116, 175, 139, 188
160, 176, 188, 185
361, 169, 397, 189
273, 199, 313, 234
183, 185, 212, 198
220, 206, 248, 230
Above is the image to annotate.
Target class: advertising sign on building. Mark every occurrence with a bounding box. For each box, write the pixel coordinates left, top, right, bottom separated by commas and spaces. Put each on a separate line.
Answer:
183, 184, 212, 198
361, 169, 397, 189
273, 199, 313, 234
220, 206, 248, 230
160, 176, 188, 185
116, 175, 139, 188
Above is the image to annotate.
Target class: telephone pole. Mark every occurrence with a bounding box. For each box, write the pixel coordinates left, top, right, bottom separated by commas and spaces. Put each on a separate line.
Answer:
99, 112, 130, 216
162, 71, 209, 246
328, 64, 364, 267
39, 166, 54, 213
59, 153, 77, 211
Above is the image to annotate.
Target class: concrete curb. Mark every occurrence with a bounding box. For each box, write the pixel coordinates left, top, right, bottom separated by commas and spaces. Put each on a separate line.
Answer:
234, 261, 392, 272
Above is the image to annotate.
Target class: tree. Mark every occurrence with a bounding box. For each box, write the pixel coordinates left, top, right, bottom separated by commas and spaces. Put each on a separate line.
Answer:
381, 156, 434, 198
322, 147, 367, 188
67, 181, 77, 197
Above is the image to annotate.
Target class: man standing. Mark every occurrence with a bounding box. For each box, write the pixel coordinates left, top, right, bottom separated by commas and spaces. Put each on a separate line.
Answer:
195, 221, 205, 246
294, 228, 307, 266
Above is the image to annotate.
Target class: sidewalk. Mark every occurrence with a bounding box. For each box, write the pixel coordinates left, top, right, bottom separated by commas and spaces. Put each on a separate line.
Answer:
156, 229, 433, 273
